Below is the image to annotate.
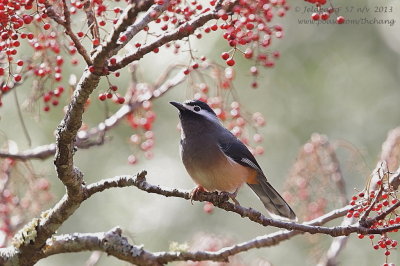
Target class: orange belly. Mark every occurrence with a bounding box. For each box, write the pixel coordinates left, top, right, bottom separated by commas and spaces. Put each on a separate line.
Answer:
185, 154, 257, 192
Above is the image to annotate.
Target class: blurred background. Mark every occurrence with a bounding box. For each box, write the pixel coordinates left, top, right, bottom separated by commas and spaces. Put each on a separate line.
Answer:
1, 0, 400, 265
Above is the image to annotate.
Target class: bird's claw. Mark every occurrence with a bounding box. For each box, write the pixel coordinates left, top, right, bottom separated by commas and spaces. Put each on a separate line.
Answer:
220, 189, 241, 206
189, 185, 205, 204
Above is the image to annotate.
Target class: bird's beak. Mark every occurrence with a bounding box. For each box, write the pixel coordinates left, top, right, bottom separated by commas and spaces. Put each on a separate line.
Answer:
170, 101, 187, 111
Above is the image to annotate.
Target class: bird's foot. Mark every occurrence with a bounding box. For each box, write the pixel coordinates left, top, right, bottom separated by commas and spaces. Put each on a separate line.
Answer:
189, 185, 205, 204
220, 189, 241, 206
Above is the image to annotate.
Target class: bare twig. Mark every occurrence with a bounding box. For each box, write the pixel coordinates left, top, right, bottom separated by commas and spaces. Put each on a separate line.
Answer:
83, 1, 100, 42
380, 126, 400, 170
109, 11, 218, 71
105, 0, 171, 55
92, 0, 157, 66
13, 89, 31, 147
0, 144, 56, 160
44, 0, 92, 65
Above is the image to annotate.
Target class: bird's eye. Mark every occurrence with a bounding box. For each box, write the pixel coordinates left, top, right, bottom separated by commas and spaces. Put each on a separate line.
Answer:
193, 106, 201, 112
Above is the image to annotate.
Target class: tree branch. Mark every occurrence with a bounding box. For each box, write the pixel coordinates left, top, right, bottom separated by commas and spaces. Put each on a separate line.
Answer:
92, 0, 157, 66
0, 67, 187, 161
123, 172, 400, 236
44, 1, 92, 65
109, 11, 218, 71
105, 0, 171, 56
41, 206, 350, 265
0, 144, 56, 161
0, 172, 146, 265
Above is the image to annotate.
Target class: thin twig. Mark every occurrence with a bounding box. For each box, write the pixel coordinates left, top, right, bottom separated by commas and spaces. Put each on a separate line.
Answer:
13, 88, 31, 147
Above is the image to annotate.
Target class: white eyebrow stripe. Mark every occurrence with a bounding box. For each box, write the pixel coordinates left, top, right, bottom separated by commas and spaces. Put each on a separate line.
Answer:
183, 103, 221, 124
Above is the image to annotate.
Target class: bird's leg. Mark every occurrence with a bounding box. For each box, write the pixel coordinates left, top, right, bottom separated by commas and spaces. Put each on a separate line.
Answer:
220, 188, 241, 206
189, 185, 205, 204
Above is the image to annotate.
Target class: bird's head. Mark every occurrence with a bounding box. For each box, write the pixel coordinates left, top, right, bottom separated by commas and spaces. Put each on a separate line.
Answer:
170, 100, 221, 132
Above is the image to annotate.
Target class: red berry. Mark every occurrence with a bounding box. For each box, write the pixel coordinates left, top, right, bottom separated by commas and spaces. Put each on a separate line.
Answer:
117, 97, 125, 104
321, 12, 330, 20
221, 52, 230, 60
226, 58, 235, 66
220, 14, 228, 20
119, 35, 127, 42
128, 155, 137, 165
98, 94, 106, 101
23, 15, 33, 24
14, 75, 22, 82
337, 16, 345, 24
203, 202, 214, 214
43, 23, 51, 30
244, 48, 253, 59
311, 13, 320, 21
110, 58, 117, 65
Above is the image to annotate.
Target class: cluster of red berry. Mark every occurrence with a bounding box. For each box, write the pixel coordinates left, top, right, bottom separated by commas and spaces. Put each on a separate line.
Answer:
304, 0, 345, 24
0, 0, 72, 109
349, 168, 399, 266
216, 0, 288, 88
127, 100, 157, 164
98, 84, 125, 104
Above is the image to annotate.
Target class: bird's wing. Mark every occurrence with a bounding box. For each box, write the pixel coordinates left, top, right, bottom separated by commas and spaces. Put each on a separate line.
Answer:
219, 132, 297, 221
218, 133, 264, 174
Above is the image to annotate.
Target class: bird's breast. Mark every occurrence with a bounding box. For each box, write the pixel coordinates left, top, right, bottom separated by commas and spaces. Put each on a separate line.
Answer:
180, 137, 254, 192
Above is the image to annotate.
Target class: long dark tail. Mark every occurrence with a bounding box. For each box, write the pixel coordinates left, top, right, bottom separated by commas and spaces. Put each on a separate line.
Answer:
248, 175, 297, 221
